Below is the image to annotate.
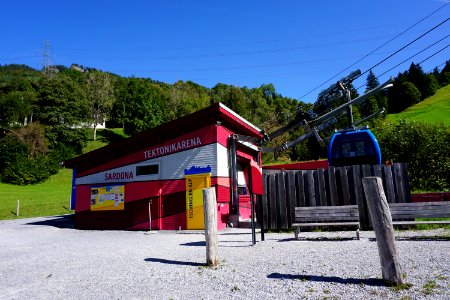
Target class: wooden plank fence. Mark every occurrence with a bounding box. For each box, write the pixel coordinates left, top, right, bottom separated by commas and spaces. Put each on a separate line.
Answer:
260, 163, 411, 230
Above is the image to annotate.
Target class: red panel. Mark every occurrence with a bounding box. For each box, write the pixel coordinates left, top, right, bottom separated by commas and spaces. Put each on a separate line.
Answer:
411, 192, 449, 202
77, 125, 219, 177
76, 177, 229, 209
217, 203, 228, 230
74, 176, 233, 231
160, 179, 185, 195
74, 197, 162, 230
263, 160, 329, 170
217, 126, 232, 147
161, 211, 186, 230
75, 185, 91, 212
125, 181, 161, 202
250, 160, 263, 195
74, 211, 129, 230
214, 177, 230, 188
217, 185, 230, 203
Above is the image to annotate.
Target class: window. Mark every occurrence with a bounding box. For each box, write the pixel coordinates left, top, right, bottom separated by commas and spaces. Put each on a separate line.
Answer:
136, 164, 159, 176
237, 168, 248, 195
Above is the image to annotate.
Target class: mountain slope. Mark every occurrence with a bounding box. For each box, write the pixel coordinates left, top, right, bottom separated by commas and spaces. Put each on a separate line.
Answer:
386, 84, 450, 125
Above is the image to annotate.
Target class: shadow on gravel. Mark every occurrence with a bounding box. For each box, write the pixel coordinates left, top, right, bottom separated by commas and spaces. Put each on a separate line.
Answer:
277, 237, 355, 242
180, 241, 252, 248
218, 242, 253, 248
145, 257, 205, 267
180, 241, 206, 246
395, 236, 450, 241
219, 232, 254, 235
267, 273, 385, 287
25, 215, 74, 229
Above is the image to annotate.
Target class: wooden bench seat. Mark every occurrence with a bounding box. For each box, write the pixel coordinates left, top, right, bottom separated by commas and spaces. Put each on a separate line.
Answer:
292, 205, 360, 240
291, 202, 450, 241
389, 201, 450, 226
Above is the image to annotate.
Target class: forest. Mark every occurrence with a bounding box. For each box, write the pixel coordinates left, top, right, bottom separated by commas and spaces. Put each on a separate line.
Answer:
0, 61, 449, 190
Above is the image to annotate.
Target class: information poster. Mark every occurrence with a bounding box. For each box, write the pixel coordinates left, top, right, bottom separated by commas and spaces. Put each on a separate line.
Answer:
185, 166, 211, 230
90, 185, 125, 211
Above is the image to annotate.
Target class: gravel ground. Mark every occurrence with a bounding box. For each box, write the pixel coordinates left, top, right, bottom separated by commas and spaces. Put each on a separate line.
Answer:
0, 215, 449, 300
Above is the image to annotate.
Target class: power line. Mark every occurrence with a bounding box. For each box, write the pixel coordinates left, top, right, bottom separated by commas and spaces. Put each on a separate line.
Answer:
376, 36, 449, 79
356, 44, 449, 91
417, 44, 450, 65
53, 35, 393, 62
106, 53, 386, 73
359, 17, 449, 78
298, 2, 449, 101
52, 21, 414, 53
0, 55, 38, 61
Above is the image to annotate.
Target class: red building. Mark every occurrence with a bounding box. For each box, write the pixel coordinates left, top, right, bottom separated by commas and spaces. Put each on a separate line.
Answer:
64, 103, 263, 230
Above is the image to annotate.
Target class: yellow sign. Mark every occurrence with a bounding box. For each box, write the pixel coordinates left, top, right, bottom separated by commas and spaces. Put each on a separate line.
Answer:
90, 185, 125, 211
185, 174, 211, 229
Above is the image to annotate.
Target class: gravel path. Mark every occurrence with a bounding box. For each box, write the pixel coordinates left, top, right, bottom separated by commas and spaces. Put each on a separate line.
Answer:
0, 215, 449, 300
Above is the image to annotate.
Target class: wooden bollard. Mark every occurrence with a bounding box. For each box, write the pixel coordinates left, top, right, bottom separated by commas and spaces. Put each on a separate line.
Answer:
203, 187, 219, 267
362, 177, 403, 286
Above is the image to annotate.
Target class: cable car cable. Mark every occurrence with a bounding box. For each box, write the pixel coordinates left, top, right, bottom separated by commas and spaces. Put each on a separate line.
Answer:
299, 2, 449, 101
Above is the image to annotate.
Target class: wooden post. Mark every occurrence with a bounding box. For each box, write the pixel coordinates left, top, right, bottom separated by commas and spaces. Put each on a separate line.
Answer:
362, 177, 403, 286
148, 200, 152, 231
251, 194, 256, 246
16, 199, 20, 217
203, 187, 219, 267
258, 195, 265, 241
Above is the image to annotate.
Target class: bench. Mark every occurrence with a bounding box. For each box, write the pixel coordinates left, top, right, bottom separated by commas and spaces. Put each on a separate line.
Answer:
292, 205, 360, 240
389, 201, 450, 226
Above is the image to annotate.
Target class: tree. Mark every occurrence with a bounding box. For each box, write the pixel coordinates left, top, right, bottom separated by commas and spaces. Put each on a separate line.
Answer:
167, 80, 210, 121
35, 74, 88, 126
85, 71, 115, 140
0, 123, 60, 185
407, 63, 437, 100
366, 70, 379, 90
438, 60, 450, 85
117, 78, 167, 136
0, 91, 36, 127
387, 80, 421, 113
359, 70, 387, 118
0, 65, 40, 128
12, 122, 48, 158
210, 83, 250, 119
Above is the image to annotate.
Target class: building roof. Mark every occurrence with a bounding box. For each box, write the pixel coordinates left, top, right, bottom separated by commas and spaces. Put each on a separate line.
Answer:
64, 103, 263, 171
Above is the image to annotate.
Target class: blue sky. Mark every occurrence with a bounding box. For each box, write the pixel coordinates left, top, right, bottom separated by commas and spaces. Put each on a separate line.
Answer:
1, 0, 449, 103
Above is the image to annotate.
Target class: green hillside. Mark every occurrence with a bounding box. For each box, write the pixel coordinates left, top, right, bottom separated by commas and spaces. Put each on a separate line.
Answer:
386, 84, 450, 125
0, 168, 72, 220
0, 129, 120, 220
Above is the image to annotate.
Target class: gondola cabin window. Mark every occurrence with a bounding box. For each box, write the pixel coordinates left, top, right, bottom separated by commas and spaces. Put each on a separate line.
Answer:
328, 129, 381, 167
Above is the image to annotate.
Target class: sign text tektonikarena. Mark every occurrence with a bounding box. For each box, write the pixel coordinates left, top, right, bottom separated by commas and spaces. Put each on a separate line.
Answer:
143, 137, 202, 159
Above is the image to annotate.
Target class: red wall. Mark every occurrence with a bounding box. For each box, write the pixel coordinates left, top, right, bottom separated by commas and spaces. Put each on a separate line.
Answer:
73, 124, 260, 231
74, 178, 230, 230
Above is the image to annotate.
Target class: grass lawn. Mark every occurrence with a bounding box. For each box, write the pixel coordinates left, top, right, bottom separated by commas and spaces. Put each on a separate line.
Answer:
0, 128, 127, 220
0, 168, 73, 220
386, 84, 450, 125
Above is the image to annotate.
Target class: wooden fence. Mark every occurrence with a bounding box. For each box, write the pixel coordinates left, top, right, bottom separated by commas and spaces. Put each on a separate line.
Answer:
259, 163, 411, 230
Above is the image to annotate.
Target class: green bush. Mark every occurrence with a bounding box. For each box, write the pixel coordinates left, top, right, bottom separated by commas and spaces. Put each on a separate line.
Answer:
0, 125, 88, 185
0, 135, 56, 185
0, 154, 58, 185
373, 120, 450, 191
45, 125, 88, 160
